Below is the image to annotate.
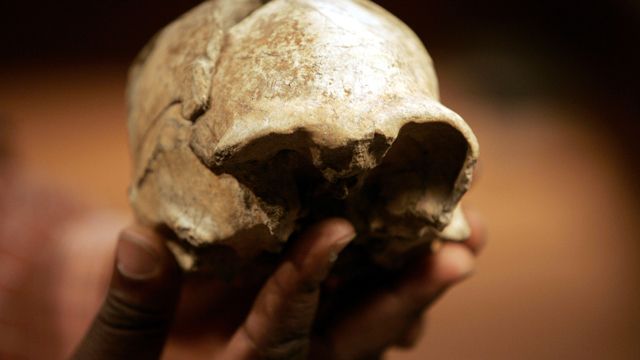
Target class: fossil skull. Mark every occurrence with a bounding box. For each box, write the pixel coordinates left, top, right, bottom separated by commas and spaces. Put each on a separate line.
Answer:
127, 0, 479, 272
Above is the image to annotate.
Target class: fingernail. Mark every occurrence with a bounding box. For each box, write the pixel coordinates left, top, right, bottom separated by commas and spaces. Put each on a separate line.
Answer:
316, 232, 356, 281
430, 239, 443, 253
117, 230, 161, 280
328, 232, 356, 263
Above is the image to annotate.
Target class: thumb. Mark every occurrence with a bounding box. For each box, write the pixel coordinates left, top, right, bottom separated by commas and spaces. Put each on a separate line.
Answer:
72, 226, 182, 360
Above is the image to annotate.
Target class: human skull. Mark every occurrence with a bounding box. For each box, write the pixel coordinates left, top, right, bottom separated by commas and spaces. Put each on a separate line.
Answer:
127, 0, 479, 273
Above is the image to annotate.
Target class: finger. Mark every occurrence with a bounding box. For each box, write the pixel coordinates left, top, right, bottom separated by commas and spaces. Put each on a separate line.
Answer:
394, 317, 425, 349
463, 208, 488, 255
72, 226, 182, 360
325, 243, 474, 359
225, 218, 355, 360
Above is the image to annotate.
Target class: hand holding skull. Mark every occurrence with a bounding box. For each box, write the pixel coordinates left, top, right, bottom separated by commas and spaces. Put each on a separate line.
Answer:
73, 0, 484, 358
73, 213, 485, 359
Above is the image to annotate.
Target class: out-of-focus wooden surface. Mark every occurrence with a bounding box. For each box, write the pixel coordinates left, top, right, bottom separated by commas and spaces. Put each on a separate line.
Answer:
1, 64, 638, 359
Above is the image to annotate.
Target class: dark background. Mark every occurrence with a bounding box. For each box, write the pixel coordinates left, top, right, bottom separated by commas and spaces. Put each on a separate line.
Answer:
3, 0, 639, 173
1, 1, 639, 359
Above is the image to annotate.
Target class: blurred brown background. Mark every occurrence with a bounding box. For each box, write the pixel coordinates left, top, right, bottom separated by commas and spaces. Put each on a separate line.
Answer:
1, 0, 639, 359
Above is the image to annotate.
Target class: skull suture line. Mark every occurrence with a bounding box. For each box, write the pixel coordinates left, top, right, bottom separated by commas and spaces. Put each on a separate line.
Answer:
127, 0, 479, 272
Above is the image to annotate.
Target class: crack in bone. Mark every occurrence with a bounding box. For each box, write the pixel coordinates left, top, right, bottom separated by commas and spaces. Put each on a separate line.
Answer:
127, 0, 479, 273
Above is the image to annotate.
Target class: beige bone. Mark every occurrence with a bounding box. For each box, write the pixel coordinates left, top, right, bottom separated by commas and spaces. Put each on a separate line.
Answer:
127, 0, 479, 271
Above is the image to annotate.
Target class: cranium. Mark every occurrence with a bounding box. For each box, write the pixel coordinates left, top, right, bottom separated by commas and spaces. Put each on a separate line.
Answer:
127, 0, 479, 273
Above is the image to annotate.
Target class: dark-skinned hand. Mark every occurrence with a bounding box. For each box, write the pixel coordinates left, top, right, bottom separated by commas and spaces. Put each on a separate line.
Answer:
72, 212, 486, 360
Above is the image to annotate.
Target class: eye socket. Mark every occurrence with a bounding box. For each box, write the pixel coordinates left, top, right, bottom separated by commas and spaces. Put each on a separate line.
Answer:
350, 121, 469, 234
197, 121, 469, 247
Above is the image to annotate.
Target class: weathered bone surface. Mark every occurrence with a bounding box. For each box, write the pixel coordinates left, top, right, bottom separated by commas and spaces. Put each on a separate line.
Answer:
127, 0, 479, 272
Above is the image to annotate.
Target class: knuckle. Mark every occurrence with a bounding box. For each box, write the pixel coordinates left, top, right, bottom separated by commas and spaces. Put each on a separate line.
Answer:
241, 324, 310, 360
265, 337, 310, 360
97, 290, 172, 332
